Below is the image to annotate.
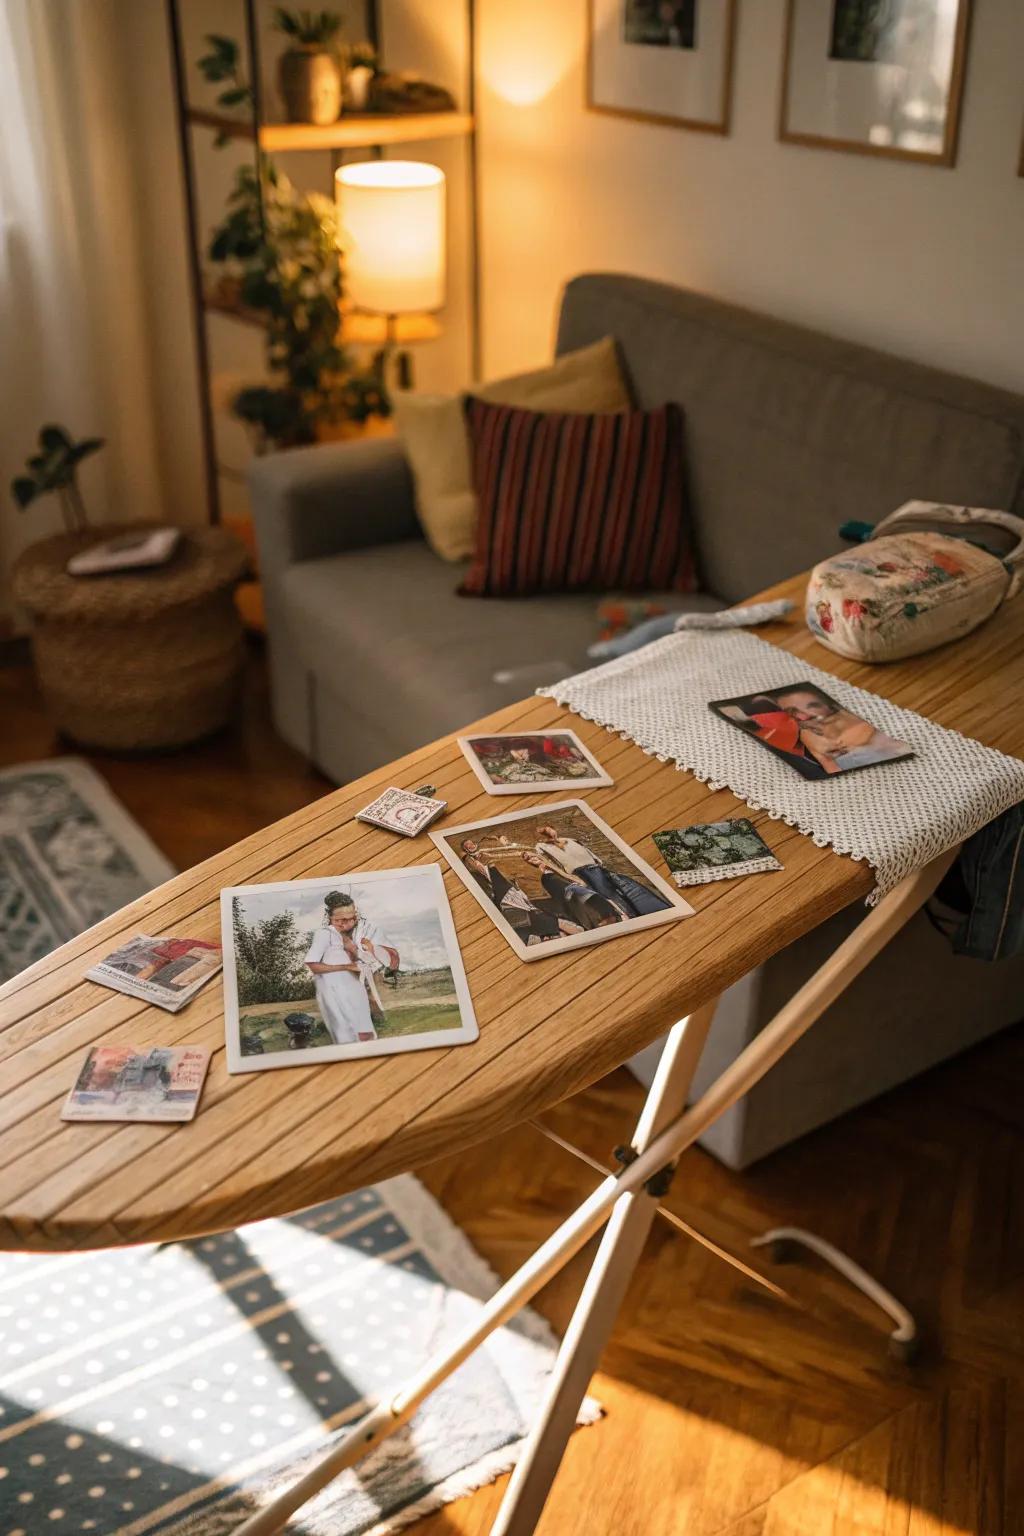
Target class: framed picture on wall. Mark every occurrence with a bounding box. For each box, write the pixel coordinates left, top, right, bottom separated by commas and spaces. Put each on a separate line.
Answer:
587, 0, 737, 135
778, 0, 974, 167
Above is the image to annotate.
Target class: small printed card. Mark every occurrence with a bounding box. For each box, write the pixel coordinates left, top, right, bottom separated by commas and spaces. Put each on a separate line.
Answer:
61, 1045, 211, 1122
86, 934, 222, 1013
653, 819, 783, 887
356, 786, 448, 837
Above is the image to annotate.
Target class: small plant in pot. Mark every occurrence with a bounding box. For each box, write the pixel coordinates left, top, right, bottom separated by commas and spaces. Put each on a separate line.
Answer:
11, 426, 104, 534
345, 40, 378, 112
274, 7, 343, 126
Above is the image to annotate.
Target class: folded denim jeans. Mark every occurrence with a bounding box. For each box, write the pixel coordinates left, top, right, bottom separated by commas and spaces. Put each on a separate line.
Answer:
929, 802, 1024, 961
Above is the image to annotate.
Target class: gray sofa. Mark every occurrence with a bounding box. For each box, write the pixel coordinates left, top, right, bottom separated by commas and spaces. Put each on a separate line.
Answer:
250, 272, 1024, 1168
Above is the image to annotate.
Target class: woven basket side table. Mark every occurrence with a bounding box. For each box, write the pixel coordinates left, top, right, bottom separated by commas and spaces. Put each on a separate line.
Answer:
13, 524, 249, 750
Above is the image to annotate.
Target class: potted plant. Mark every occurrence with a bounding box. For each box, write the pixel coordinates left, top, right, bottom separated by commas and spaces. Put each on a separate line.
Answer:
208, 161, 390, 449
345, 40, 378, 112
274, 7, 344, 126
11, 426, 104, 533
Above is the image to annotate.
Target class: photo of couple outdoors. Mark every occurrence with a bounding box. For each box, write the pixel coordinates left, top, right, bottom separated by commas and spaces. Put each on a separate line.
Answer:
713, 682, 913, 781
221, 868, 476, 1071
434, 801, 691, 959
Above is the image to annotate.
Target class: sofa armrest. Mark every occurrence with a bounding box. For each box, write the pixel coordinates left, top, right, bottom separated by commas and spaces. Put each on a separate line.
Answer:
247, 436, 419, 572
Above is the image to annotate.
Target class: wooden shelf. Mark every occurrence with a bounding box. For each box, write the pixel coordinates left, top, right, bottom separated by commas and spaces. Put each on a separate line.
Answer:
259, 111, 473, 151
186, 106, 473, 152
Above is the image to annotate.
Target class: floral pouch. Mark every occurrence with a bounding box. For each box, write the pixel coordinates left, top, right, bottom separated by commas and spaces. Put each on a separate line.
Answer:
806, 501, 1024, 663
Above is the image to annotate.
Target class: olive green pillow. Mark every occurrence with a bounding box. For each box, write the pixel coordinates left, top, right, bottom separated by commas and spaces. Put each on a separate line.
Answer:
392, 336, 633, 562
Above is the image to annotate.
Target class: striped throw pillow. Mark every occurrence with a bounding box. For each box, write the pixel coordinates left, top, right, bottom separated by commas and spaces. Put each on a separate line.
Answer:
459, 398, 696, 598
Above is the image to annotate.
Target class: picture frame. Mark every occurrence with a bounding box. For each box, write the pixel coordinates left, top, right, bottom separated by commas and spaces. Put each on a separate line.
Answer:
221, 866, 477, 1073
587, 0, 737, 136
432, 799, 693, 962
778, 0, 974, 167
457, 729, 614, 797
708, 681, 914, 781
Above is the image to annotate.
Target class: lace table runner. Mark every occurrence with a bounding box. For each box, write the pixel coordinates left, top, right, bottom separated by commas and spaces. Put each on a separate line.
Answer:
539, 631, 1024, 903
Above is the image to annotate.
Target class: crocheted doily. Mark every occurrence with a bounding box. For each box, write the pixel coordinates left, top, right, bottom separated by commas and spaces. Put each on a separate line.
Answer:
539, 630, 1024, 903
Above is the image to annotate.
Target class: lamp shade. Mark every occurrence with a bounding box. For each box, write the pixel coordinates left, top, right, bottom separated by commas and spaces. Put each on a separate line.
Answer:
335, 160, 446, 315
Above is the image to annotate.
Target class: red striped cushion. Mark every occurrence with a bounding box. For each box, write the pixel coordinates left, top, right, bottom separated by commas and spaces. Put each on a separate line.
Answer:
459, 398, 695, 598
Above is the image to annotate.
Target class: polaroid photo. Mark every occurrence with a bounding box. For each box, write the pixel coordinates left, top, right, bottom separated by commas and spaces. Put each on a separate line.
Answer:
431, 799, 692, 962
653, 819, 783, 888
356, 786, 448, 837
709, 681, 914, 781
458, 729, 614, 796
86, 933, 222, 1012
221, 865, 477, 1073
61, 1045, 211, 1123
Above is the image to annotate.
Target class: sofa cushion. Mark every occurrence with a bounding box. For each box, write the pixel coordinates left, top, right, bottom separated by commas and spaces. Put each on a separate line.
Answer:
460, 399, 696, 598
392, 336, 633, 564
280, 540, 722, 764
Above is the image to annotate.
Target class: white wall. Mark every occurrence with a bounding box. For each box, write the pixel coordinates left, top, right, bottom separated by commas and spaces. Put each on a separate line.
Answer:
475, 0, 1024, 394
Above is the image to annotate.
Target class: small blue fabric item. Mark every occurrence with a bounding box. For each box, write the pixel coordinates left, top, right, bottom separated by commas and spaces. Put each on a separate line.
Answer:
839, 520, 876, 543
587, 599, 795, 660
673, 599, 794, 631
587, 611, 681, 659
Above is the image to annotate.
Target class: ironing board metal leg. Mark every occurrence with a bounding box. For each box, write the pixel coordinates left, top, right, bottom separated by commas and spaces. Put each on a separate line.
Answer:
488, 1002, 718, 1536
233, 850, 956, 1536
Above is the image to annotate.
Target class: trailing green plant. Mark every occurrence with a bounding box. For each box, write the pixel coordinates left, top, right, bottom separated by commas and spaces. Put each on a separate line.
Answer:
11, 426, 104, 534
209, 161, 389, 446
197, 34, 252, 143
273, 7, 343, 49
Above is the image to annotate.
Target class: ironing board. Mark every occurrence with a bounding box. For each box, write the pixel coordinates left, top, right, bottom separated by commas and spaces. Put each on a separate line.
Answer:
1, 570, 1022, 1534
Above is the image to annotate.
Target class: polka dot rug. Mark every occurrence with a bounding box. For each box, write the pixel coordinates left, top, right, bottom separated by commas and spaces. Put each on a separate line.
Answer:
0, 1175, 601, 1535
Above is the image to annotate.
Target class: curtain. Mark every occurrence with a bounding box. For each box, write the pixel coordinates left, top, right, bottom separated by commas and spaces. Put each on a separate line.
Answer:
0, 0, 166, 623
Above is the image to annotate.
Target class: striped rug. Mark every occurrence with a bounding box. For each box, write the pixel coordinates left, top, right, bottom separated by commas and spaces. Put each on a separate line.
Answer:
0, 1176, 600, 1535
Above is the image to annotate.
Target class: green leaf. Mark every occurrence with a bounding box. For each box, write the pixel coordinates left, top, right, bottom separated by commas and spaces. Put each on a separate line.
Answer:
39, 424, 71, 452
67, 437, 105, 465
218, 86, 251, 107
11, 476, 37, 508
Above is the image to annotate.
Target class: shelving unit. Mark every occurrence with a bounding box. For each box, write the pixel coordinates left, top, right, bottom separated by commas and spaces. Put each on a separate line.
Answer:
166, 0, 479, 534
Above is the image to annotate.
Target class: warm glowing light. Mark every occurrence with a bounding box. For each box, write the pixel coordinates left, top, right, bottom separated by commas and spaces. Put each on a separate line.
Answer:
335, 160, 446, 314
479, 4, 576, 108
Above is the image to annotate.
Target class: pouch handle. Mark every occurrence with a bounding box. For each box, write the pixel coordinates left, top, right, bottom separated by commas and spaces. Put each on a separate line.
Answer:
872, 501, 1024, 599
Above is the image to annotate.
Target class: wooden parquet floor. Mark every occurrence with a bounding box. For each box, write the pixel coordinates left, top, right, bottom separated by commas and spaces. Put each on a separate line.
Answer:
2, 639, 1021, 1535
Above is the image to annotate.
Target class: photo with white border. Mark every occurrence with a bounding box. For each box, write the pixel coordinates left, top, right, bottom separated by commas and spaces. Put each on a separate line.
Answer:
457, 729, 614, 796
432, 799, 693, 961
221, 866, 477, 1073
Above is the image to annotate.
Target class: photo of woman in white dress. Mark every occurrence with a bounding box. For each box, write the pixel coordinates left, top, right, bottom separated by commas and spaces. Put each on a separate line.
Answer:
304, 892, 399, 1045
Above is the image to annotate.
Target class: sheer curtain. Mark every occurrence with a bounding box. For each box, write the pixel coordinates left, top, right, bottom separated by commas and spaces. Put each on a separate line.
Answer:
0, 0, 165, 622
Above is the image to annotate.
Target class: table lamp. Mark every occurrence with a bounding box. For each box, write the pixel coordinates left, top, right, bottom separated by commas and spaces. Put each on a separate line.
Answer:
335, 159, 446, 389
